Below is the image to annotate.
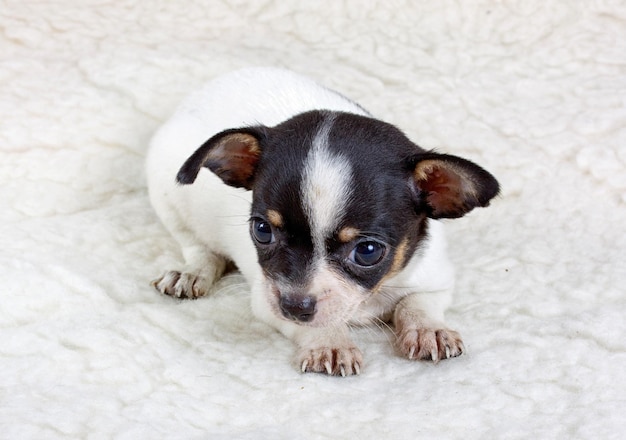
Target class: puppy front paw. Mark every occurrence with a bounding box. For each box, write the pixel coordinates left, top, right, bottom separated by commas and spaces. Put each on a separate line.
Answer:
298, 345, 363, 377
152, 270, 212, 299
396, 327, 465, 363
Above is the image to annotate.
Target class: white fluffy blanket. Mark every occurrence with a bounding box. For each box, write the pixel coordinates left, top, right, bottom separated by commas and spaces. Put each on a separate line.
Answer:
2, 1, 625, 438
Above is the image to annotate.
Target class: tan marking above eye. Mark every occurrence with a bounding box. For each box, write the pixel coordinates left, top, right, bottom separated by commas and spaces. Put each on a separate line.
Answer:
266, 209, 284, 228
337, 226, 360, 243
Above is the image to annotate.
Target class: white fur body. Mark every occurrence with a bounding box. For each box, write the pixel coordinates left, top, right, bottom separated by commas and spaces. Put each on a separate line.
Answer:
146, 68, 460, 375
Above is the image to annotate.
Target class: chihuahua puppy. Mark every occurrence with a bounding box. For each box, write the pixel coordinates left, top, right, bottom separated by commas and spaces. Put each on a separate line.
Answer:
146, 67, 499, 376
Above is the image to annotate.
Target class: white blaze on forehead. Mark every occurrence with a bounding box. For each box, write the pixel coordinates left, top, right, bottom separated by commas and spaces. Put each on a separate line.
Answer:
301, 115, 353, 253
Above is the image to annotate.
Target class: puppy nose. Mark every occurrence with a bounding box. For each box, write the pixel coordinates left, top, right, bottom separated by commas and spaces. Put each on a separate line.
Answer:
279, 294, 317, 322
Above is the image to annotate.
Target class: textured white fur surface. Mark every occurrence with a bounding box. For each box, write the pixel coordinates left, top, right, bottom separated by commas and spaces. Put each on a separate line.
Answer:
1, 1, 625, 438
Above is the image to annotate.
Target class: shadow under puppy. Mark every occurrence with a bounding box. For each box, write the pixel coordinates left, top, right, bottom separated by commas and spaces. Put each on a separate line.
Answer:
146, 67, 499, 376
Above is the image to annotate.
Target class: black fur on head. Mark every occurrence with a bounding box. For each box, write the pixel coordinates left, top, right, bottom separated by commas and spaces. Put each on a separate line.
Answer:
176, 110, 500, 291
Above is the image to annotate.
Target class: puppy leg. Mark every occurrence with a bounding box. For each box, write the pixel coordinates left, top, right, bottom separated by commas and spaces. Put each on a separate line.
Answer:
151, 205, 227, 298
393, 290, 465, 363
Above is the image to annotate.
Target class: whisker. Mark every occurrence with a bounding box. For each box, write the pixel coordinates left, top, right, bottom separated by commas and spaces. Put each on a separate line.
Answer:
350, 314, 395, 347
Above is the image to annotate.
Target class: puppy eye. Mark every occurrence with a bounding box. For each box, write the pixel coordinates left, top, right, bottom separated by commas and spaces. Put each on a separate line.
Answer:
251, 218, 274, 244
349, 240, 386, 267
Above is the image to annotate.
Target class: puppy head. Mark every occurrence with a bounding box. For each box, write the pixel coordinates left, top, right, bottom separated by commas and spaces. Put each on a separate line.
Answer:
178, 111, 499, 327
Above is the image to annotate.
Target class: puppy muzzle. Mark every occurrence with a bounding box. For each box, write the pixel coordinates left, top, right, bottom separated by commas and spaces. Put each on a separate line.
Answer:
279, 294, 317, 323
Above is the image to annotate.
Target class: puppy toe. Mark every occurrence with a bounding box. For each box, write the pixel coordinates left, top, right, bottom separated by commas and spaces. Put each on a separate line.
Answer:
435, 329, 464, 360
152, 271, 181, 296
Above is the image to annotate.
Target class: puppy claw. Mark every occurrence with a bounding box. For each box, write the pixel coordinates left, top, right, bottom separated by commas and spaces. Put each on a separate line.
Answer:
324, 361, 332, 375
354, 362, 361, 376
431, 348, 439, 363
445, 345, 451, 359
340, 366, 346, 377
459, 342, 466, 355
301, 359, 309, 373
408, 346, 415, 360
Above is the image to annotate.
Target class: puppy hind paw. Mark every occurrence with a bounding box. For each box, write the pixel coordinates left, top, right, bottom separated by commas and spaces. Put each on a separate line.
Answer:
397, 328, 465, 363
298, 346, 363, 377
151, 270, 212, 299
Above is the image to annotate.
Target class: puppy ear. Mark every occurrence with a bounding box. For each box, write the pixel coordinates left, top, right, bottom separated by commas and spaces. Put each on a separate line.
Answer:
176, 128, 265, 190
408, 153, 500, 219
